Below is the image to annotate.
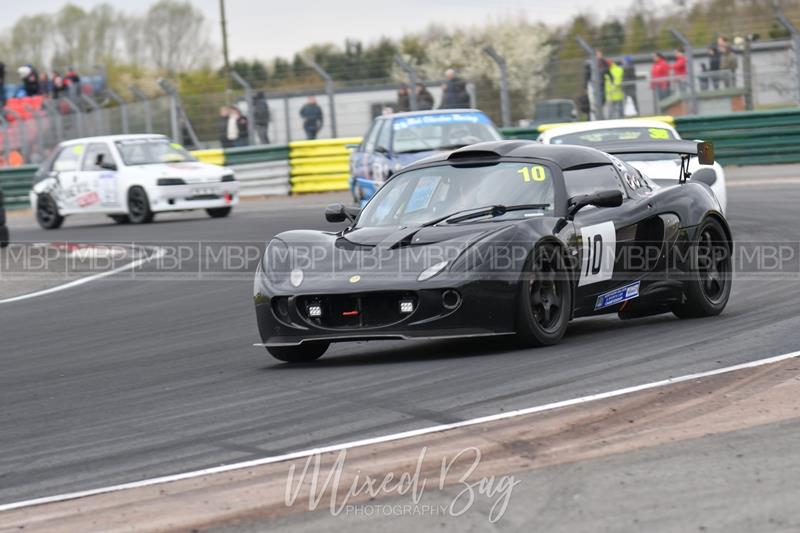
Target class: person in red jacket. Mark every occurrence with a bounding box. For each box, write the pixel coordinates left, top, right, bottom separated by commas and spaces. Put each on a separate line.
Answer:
672, 47, 687, 93
650, 52, 671, 102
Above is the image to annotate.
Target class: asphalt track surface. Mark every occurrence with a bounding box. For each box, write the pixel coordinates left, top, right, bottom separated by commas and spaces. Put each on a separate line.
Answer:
1, 170, 799, 507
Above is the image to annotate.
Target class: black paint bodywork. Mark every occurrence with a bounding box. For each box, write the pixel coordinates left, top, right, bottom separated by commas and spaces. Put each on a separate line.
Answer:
0, 187, 8, 248
254, 141, 730, 347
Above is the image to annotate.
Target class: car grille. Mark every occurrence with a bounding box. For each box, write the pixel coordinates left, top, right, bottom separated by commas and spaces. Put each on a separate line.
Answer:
296, 292, 417, 329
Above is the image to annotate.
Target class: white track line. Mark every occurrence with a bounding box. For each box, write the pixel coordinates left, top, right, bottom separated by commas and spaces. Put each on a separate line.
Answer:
0, 246, 166, 305
1, 348, 799, 512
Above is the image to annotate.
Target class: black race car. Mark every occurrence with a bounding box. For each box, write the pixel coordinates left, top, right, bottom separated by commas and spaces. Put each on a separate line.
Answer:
254, 140, 731, 362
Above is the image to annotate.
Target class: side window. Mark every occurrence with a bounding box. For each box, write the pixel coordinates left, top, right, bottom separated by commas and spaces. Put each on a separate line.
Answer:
563, 165, 625, 199
376, 120, 392, 152
82, 143, 114, 171
52, 145, 85, 172
363, 120, 383, 152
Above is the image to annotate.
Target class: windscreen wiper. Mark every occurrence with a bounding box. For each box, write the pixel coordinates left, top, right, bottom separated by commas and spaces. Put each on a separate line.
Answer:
421, 204, 550, 227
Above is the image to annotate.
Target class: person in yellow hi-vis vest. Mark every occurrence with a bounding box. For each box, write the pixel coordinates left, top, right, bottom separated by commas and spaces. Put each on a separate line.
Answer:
604, 59, 625, 119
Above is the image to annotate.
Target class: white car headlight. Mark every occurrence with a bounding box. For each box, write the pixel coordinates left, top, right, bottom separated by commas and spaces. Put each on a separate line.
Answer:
418, 261, 448, 282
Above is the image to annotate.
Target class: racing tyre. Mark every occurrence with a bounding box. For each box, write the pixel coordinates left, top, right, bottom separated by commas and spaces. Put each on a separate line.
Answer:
206, 207, 232, 218
673, 217, 732, 319
109, 214, 130, 224
127, 187, 154, 224
36, 193, 64, 229
516, 246, 572, 347
267, 342, 330, 363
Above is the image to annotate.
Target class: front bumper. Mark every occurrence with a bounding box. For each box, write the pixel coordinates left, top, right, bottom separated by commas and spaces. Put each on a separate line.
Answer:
149, 182, 240, 212
254, 278, 517, 346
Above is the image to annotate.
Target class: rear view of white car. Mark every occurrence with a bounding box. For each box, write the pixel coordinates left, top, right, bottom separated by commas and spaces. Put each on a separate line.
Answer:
30, 134, 239, 229
538, 119, 727, 213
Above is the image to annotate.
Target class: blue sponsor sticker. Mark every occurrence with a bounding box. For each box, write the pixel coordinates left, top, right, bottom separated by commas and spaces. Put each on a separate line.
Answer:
392, 112, 490, 131
595, 281, 640, 310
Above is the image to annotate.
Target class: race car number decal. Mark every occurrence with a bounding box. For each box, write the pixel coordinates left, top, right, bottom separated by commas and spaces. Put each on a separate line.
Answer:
517, 165, 547, 182
579, 221, 616, 287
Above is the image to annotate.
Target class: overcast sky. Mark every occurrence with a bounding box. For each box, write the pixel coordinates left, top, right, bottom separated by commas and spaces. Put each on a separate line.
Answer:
3, 0, 669, 60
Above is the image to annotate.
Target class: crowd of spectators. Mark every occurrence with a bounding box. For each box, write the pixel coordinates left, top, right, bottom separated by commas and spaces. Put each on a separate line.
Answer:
1, 62, 85, 106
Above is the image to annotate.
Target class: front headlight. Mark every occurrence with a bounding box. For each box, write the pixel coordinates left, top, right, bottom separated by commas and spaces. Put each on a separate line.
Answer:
418, 261, 448, 282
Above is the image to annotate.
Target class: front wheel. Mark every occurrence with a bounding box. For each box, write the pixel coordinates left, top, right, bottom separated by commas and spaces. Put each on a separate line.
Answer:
515, 246, 572, 347
127, 186, 154, 224
206, 207, 232, 218
36, 193, 64, 229
267, 342, 329, 363
673, 217, 732, 318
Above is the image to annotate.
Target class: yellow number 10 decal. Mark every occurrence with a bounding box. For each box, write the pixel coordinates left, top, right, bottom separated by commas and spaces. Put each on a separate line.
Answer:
517, 165, 547, 182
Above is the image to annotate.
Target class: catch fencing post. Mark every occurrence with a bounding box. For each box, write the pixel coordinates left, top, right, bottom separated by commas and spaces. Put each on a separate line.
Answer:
130, 85, 153, 133
0, 115, 10, 163
107, 88, 130, 134
59, 97, 84, 138
158, 79, 181, 143
231, 70, 257, 146
670, 29, 699, 115
394, 55, 419, 111
301, 56, 337, 138
283, 96, 291, 143
775, 8, 800, 104
81, 94, 104, 135
577, 36, 604, 120
483, 45, 511, 127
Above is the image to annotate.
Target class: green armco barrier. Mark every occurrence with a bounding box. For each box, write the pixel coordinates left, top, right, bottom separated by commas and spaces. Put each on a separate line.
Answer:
223, 144, 290, 166
499, 127, 540, 140
674, 108, 800, 166
0, 165, 37, 210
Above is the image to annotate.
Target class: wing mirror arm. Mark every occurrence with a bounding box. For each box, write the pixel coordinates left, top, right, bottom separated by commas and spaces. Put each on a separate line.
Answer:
566, 189, 624, 221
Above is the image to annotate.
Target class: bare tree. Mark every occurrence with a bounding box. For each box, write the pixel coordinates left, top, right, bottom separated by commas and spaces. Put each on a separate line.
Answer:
144, 0, 213, 74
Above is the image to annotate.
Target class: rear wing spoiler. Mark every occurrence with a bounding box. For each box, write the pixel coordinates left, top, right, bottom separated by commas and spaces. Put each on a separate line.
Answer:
596, 140, 715, 166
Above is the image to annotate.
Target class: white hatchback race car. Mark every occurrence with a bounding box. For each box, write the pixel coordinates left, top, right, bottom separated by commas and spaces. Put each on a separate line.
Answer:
31, 134, 239, 229
538, 119, 727, 213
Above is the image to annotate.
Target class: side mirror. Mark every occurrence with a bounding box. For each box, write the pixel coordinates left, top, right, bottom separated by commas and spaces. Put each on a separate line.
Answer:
697, 141, 715, 166
325, 203, 360, 223
567, 189, 624, 220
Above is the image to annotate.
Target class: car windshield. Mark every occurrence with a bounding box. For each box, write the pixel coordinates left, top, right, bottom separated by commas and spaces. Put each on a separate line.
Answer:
357, 162, 556, 227
391, 112, 501, 154
115, 140, 196, 166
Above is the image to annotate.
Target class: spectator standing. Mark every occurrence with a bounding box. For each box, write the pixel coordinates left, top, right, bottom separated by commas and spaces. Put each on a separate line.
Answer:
253, 91, 271, 144
396, 84, 410, 112
440, 69, 470, 109
19, 65, 40, 96
299, 96, 324, 140
52, 72, 66, 98
235, 107, 250, 147
218, 106, 235, 148
39, 72, 51, 97
700, 46, 721, 91
650, 52, 671, 102
622, 56, 639, 116
718, 38, 738, 87
672, 47, 687, 93
604, 59, 625, 119
415, 83, 434, 110
300, 96, 323, 140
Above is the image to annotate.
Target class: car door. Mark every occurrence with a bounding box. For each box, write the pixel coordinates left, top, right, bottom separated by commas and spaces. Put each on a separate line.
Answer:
352, 118, 386, 203
48, 143, 86, 213
370, 118, 394, 187
567, 162, 657, 314
77, 142, 120, 212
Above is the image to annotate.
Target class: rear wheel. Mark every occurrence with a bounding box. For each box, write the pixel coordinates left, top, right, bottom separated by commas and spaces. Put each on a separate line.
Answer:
516, 246, 572, 347
127, 187, 154, 224
267, 342, 329, 363
109, 214, 130, 224
36, 193, 64, 229
206, 206, 232, 218
673, 217, 732, 318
